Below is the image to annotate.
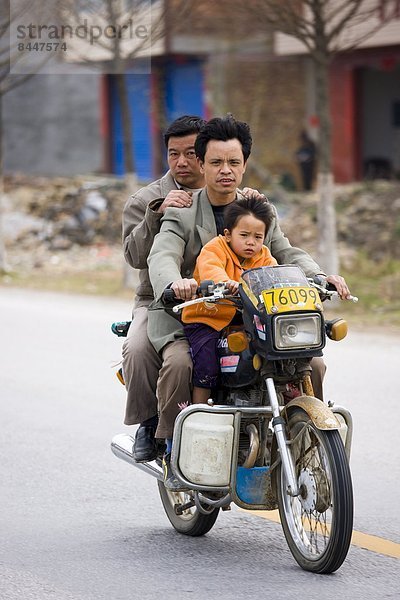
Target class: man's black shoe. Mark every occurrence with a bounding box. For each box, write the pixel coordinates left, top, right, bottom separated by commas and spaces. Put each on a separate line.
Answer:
133, 425, 158, 462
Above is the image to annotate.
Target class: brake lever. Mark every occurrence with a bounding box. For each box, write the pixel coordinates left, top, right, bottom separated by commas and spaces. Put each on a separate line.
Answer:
327, 290, 359, 303
309, 279, 358, 303
172, 288, 228, 313
171, 282, 240, 313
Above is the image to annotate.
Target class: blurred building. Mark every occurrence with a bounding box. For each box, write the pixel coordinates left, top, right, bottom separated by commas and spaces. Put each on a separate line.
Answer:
274, 2, 400, 182
3, 1, 400, 185
3, 1, 209, 180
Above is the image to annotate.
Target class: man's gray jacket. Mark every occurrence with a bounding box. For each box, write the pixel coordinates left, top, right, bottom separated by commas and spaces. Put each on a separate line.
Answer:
147, 188, 322, 352
122, 171, 177, 308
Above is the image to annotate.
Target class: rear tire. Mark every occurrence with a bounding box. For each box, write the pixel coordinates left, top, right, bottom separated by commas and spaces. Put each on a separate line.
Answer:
158, 481, 219, 536
276, 407, 353, 573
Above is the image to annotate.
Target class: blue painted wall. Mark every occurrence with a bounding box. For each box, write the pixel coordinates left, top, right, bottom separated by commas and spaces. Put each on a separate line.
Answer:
110, 73, 153, 179
164, 60, 205, 124
110, 60, 205, 180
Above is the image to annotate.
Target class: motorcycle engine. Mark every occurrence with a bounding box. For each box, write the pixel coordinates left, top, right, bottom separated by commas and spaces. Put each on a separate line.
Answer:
227, 387, 263, 407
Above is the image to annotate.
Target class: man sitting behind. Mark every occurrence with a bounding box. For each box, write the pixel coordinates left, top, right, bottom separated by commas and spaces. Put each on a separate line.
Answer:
122, 115, 206, 462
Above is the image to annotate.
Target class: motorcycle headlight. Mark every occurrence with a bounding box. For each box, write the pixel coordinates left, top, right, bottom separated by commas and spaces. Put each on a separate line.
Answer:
273, 314, 322, 350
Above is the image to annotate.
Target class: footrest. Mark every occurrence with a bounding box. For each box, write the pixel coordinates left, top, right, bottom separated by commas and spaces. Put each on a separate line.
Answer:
111, 321, 131, 337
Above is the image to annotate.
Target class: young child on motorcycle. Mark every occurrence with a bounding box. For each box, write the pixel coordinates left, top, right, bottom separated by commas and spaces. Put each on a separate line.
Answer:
182, 195, 277, 405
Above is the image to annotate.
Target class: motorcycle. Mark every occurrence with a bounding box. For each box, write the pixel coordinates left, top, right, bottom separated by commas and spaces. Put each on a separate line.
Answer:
111, 264, 357, 574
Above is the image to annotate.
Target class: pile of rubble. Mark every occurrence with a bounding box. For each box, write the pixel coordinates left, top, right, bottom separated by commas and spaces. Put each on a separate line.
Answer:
278, 180, 400, 266
2, 175, 400, 280
336, 181, 400, 261
3, 174, 128, 249
2, 174, 131, 274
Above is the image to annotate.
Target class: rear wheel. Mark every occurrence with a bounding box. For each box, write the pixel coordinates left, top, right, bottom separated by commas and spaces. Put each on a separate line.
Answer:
276, 408, 353, 573
158, 481, 219, 536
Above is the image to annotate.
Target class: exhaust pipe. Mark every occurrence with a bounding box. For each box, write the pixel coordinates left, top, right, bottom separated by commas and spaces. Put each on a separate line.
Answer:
242, 423, 259, 469
111, 433, 163, 481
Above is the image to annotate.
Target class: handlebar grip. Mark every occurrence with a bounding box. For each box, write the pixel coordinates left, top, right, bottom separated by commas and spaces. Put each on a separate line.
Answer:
162, 281, 215, 304
313, 275, 336, 292
162, 288, 177, 304
313, 275, 337, 293
326, 282, 337, 292
313, 275, 326, 287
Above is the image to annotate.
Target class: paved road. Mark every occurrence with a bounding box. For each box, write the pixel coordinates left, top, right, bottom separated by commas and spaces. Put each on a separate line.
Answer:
0, 288, 399, 600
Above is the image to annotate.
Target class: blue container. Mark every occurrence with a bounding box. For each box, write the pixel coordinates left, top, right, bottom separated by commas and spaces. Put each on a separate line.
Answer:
236, 466, 271, 505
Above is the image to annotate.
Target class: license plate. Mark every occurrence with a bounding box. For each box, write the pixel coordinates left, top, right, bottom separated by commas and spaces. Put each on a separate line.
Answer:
261, 286, 320, 314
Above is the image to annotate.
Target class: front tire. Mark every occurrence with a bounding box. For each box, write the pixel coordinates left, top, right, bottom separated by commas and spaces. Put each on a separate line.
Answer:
276, 407, 353, 573
158, 481, 219, 536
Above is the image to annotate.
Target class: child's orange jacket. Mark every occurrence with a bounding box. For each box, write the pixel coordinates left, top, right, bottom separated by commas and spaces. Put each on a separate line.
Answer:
182, 235, 277, 331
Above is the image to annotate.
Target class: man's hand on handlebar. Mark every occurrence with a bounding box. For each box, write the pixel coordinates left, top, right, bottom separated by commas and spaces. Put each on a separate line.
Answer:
170, 278, 198, 300
326, 275, 351, 300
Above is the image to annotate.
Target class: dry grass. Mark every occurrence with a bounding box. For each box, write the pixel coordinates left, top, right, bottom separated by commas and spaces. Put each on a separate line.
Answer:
2, 252, 400, 332
1, 264, 133, 299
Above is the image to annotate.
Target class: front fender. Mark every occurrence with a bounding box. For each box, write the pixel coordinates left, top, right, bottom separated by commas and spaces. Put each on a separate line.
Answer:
269, 395, 340, 501
282, 395, 341, 430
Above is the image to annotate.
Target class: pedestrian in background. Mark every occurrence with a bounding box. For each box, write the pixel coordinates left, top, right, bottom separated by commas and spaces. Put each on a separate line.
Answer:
295, 130, 316, 191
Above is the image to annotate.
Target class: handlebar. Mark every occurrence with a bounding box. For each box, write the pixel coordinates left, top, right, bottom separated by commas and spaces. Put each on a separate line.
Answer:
162, 276, 358, 315
310, 276, 358, 303
162, 281, 237, 314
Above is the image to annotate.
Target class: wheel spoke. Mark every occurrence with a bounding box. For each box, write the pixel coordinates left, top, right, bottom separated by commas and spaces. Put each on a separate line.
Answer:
157, 481, 220, 536
167, 490, 196, 520
276, 408, 353, 571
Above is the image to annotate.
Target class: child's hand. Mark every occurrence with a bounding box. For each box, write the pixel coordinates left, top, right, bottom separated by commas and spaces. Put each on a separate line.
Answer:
226, 280, 239, 295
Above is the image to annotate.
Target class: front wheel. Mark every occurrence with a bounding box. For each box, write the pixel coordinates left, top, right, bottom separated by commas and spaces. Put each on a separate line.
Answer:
158, 481, 219, 536
276, 407, 353, 573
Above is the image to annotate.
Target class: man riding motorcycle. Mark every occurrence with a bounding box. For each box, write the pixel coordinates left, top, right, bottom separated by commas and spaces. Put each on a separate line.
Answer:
147, 115, 351, 486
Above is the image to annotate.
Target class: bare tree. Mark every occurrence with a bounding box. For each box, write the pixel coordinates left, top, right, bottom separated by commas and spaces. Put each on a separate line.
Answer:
0, 0, 190, 278
0, 0, 51, 272
56, 1, 192, 287
60, 0, 192, 191
214, 0, 398, 274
